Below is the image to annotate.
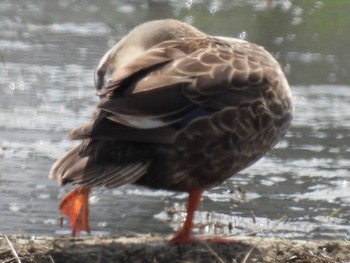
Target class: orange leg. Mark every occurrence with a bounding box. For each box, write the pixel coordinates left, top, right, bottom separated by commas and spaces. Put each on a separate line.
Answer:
169, 189, 202, 244
59, 186, 91, 236
169, 189, 238, 244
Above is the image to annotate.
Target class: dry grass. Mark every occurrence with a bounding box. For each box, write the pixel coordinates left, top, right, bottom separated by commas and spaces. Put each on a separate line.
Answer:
0, 234, 349, 263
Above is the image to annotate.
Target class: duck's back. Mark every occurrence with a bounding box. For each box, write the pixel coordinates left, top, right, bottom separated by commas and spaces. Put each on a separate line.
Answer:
134, 39, 293, 191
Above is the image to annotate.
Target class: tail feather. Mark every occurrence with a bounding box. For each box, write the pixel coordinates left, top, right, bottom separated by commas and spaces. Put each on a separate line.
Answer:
49, 141, 151, 188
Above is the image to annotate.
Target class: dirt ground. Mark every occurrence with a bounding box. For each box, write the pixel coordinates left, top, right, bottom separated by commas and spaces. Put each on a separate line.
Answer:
0, 234, 349, 263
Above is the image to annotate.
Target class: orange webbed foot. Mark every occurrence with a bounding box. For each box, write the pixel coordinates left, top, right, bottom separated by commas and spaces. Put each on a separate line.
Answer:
59, 186, 91, 236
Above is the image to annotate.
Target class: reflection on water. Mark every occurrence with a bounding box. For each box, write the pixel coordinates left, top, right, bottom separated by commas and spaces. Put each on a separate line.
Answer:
0, 0, 349, 239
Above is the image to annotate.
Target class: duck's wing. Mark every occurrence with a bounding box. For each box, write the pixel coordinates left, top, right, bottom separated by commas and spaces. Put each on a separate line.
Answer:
95, 37, 278, 133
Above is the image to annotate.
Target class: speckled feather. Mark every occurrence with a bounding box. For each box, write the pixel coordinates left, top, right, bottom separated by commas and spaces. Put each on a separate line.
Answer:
49, 19, 293, 192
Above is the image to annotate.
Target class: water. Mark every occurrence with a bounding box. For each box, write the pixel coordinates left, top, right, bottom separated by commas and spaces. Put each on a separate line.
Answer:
1, 0, 349, 239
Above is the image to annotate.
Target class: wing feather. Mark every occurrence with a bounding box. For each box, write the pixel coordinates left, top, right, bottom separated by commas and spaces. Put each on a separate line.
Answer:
95, 37, 274, 132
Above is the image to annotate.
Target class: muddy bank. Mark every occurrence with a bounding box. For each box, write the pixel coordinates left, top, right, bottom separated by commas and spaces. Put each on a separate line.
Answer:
0, 234, 349, 263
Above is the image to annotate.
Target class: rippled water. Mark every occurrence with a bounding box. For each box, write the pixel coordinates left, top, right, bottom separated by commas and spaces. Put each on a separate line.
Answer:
1, 1, 349, 239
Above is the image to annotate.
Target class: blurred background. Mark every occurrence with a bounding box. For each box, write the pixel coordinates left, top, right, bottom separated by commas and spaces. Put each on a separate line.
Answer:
0, 0, 349, 239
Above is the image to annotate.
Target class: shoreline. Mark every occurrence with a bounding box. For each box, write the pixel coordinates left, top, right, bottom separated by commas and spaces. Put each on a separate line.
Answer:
1, 234, 349, 263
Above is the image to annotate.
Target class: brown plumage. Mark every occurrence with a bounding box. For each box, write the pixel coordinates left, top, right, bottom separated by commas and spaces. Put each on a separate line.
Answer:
49, 19, 293, 243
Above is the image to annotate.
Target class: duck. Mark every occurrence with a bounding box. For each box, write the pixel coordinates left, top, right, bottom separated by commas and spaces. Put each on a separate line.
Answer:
49, 19, 293, 244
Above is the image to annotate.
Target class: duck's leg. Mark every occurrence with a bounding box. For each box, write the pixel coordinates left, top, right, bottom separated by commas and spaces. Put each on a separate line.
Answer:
169, 189, 238, 244
59, 186, 91, 236
169, 189, 202, 244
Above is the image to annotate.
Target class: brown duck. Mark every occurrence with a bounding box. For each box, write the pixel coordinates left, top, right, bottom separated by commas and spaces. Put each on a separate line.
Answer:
49, 19, 293, 244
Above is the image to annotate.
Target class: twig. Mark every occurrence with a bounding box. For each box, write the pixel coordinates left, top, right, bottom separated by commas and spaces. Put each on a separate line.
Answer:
241, 245, 256, 263
4, 235, 22, 263
273, 243, 279, 263
3, 258, 17, 263
201, 242, 226, 263
250, 210, 256, 224
48, 255, 56, 263
0, 249, 12, 254
328, 208, 342, 218
271, 215, 289, 231
279, 241, 338, 263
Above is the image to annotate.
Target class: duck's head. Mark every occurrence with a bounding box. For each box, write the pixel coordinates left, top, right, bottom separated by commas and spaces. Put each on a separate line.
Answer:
94, 19, 206, 91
